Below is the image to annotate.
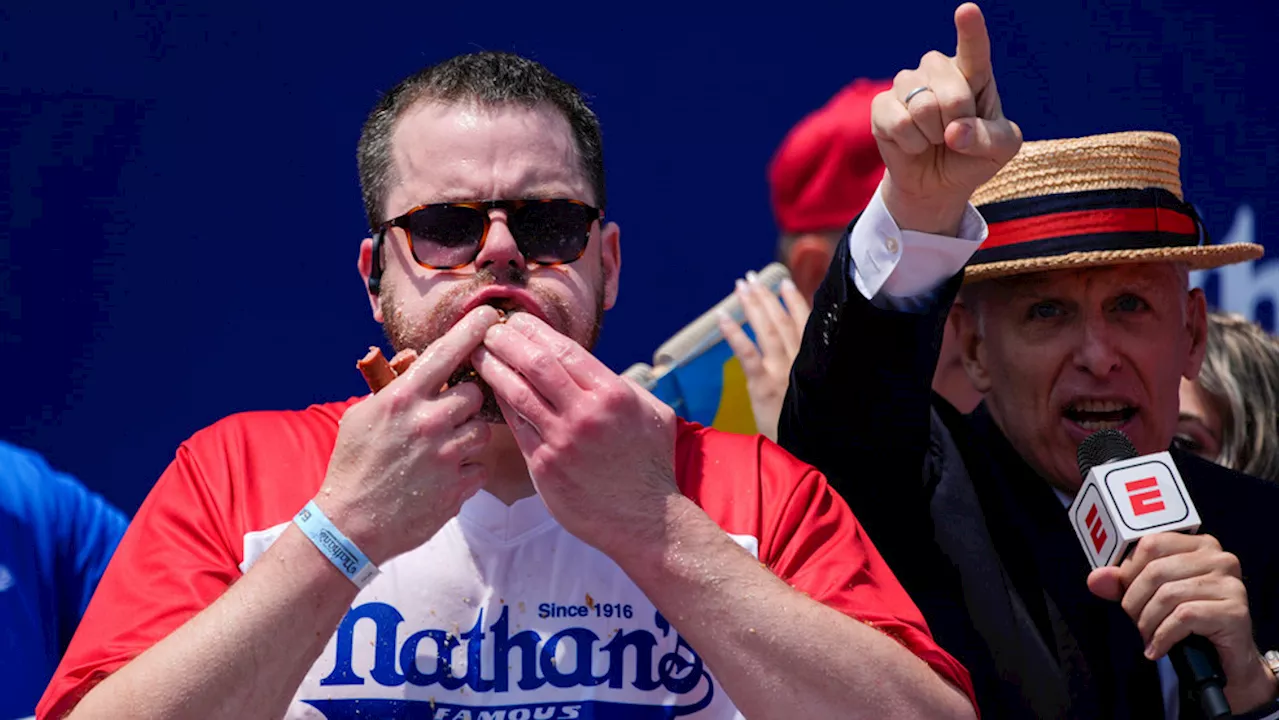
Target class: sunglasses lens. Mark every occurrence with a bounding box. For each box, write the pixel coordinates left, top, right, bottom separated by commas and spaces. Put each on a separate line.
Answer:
406, 205, 485, 268
512, 201, 593, 264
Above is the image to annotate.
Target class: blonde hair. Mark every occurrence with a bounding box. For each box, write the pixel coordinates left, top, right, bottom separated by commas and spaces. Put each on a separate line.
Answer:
1195, 311, 1279, 483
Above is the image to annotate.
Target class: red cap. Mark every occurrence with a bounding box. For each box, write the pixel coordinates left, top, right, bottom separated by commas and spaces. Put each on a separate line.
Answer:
768, 78, 892, 234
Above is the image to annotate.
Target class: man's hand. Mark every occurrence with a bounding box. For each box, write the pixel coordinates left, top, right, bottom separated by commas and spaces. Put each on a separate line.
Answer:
318, 305, 503, 565
1088, 533, 1277, 713
872, 2, 1021, 235
717, 273, 810, 441
472, 312, 680, 560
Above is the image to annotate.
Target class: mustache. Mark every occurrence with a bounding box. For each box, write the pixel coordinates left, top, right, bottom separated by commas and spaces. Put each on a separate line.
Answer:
465, 264, 527, 289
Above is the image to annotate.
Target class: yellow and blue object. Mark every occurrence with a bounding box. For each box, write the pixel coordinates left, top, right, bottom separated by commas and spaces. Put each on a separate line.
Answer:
624, 263, 791, 435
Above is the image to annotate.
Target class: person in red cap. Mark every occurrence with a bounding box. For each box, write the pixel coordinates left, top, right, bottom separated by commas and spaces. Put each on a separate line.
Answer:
770, 77, 890, 301
720, 78, 982, 442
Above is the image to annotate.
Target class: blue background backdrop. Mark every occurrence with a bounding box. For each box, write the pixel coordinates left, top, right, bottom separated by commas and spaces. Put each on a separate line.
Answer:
2, 0, 1275, 515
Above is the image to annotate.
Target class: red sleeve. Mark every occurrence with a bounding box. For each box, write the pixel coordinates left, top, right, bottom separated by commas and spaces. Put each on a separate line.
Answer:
37, 443, 240, 719
757, 441, 980, 715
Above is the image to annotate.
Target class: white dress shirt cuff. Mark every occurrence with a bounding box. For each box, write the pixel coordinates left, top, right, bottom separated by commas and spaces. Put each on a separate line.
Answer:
848, 188, 988, 311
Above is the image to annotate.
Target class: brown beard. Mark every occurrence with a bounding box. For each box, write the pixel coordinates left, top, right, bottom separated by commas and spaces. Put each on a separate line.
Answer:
380, 262, 605, 424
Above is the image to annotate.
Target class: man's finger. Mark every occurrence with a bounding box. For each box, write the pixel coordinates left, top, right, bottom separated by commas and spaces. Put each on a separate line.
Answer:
481, 323, 577, 411
1144, 599, 1238, 660
620, 375, 674, 421
1121, 550, 1241, 624
777, 278, 811, 346
438, 418, 492, 463
470, 345, 554, 431
747, 273, 800, 356
953, 2, 993, 92
925, 54, 978, 132
400, 305, 502, 395
434, 382, 486, 429
871, 90, 931, 156
717, 310, 763, 376
505, 312, 611, 390
494, 395, 544, 459
944, 117, 1022, 161
1134, 574, 1247, 646
737, 279, 786, 359
1121, 533, 1224, 578
898, 65, 945, 146
1087, 566, 1127, 602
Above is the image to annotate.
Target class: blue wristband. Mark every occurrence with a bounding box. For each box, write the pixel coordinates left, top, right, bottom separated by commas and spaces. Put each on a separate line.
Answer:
293, 500, 379, 588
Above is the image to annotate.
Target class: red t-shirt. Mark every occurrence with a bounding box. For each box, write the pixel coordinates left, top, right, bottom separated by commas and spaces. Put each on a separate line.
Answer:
39, 397, 975, 718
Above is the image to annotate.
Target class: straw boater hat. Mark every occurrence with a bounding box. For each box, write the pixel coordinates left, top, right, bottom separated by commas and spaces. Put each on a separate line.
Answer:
964, 130, 1263, 283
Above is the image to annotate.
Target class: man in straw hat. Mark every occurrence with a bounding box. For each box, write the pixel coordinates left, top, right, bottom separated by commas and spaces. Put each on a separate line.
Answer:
778, 3, 1278, 718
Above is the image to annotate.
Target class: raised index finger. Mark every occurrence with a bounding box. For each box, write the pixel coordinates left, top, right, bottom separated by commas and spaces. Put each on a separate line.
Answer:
953, 3, 992, 92
399, 305, 502, 394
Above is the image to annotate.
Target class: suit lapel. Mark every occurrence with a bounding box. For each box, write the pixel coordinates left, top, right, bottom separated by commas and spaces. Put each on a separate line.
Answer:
930, 404, 1075, 718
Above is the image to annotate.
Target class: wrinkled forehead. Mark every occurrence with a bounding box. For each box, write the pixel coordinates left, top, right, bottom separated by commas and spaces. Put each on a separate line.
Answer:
982, 262, 1188, 301
385, 99, 590, 211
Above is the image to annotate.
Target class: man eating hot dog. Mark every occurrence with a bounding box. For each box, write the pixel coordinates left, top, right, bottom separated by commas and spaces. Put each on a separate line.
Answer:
39, 48, 977, 720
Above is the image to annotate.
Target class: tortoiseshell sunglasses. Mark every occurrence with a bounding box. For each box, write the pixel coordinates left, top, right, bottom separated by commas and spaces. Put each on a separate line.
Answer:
375, 198, 602, 271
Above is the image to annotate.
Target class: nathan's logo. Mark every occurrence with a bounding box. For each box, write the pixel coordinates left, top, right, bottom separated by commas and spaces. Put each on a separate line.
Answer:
312, 602, 714, 716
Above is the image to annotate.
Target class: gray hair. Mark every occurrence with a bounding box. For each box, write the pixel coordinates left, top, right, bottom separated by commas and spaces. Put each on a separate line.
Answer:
1195, 311, 1279, 483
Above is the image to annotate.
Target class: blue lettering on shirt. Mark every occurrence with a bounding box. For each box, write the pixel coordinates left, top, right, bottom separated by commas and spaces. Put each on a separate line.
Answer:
311, 602, 714, 717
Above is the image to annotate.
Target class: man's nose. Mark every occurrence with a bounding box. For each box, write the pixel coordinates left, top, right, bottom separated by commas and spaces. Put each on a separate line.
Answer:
473, 211, 526, 274
1073, 313, 1123, 377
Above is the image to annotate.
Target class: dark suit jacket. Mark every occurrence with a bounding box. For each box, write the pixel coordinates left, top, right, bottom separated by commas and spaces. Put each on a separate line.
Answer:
779, 223, 1279, 719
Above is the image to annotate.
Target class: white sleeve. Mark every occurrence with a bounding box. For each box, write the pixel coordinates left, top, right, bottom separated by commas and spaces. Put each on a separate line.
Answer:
848, 187, 988, 311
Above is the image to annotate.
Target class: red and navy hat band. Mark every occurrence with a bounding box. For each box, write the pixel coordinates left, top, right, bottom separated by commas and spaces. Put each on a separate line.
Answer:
974, 188, 1204, 265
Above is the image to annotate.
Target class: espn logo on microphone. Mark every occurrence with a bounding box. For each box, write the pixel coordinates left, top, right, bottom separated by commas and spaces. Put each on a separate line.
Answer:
1069, 451, 1201, 569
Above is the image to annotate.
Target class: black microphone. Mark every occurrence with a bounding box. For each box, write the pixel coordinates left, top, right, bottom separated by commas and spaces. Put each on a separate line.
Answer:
1071, 429, 1231, 719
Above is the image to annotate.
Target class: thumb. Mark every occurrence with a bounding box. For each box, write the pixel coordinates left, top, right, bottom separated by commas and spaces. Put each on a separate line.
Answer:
1087, 566, 1127, 601
945, 117, 1022, 160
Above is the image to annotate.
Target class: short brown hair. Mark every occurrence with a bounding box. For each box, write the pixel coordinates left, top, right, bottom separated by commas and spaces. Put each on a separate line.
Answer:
356, 51, 606, 230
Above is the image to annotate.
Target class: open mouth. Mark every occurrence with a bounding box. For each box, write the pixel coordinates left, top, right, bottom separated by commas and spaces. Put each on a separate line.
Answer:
1063, 400, 1138, 431
483, 297, 522, 319
463, 290, 542, 322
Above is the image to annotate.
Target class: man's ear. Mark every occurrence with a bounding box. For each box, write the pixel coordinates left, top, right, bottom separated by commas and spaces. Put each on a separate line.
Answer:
1183, 287, 1209, 381
953, 300, 992, 393
784, 234, 837, 302
600, 220, 621, 310
358, 237, 384, 323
